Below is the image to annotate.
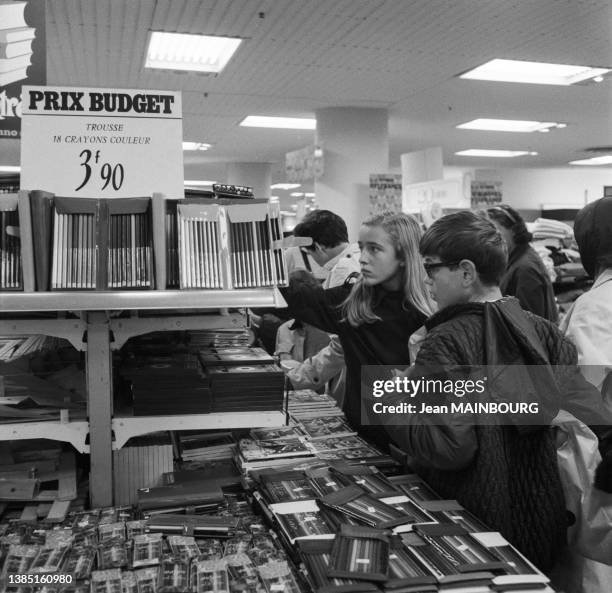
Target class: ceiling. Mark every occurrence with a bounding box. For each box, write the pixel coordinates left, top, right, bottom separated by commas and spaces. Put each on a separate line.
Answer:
4, 0, 612, 182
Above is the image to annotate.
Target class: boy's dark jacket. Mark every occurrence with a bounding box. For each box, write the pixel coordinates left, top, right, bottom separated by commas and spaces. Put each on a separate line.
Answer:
384, 297, 612, 572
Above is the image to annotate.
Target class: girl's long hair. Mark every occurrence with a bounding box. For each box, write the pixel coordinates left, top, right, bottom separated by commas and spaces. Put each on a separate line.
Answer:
342, 212, 435, 327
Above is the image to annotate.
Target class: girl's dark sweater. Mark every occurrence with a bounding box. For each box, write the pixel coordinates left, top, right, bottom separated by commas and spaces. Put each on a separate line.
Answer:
280, 274, 426, 439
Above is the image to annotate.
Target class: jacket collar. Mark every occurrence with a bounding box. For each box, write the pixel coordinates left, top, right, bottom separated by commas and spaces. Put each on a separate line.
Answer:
507, 243, 529, 268
425, 301, 485, 330
323, 243, 360, 272
593, 267, 612, 290
425, 296, 520, 331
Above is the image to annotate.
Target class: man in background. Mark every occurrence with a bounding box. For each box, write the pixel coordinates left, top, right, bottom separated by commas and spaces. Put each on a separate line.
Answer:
276, 210, 359, 404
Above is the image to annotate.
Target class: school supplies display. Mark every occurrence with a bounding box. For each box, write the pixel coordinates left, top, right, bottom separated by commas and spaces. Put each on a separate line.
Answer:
173, 198, 287, 290
48, 196, 154, 290
0, 194, 23, 290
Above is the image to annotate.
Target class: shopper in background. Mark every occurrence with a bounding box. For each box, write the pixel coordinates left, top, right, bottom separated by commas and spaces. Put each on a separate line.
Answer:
275, 210, 360, 370
487, 203, 559, 322
382, 210, 612, 574
558, 196, 612, 593
562, 196, 612, 411
280, 212, 434, 444
283, 334, 348, 406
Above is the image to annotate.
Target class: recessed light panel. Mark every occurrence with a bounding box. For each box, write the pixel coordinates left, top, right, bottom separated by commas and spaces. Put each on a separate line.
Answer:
271, 183, 301, 190
460, 58, 610, 86
145, 32, 241, 73
569, 156, 612, 165
240, 116, 316, 130
182, 142, 212, 151
455, 149, 537, 158
457, 118, 564, 133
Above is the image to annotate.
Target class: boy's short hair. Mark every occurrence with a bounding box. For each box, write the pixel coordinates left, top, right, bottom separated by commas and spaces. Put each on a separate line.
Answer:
420, 210, 507, 285
293, 209, 348, 248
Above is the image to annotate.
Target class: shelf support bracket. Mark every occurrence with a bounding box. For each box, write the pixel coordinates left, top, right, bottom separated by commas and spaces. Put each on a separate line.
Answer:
85, 312, 113, 508
0, 318, 87, 351
109, 312, 246, 350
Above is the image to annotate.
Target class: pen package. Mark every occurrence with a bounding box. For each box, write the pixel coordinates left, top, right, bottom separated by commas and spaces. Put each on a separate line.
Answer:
414, 523, 509, 573
385, 534, 437, 589
256, 469, 317, 504
319, 485, 414, 529
298, 537, 378, 593
329, 462, 399, 498
327, 525, 390, 583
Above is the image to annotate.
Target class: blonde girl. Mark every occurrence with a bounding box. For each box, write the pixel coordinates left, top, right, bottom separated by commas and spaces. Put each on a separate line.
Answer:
281, 212, 433, 443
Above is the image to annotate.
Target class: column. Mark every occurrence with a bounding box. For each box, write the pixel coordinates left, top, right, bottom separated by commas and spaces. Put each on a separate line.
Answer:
226, 162, 272, 200
315, 107, 388, 240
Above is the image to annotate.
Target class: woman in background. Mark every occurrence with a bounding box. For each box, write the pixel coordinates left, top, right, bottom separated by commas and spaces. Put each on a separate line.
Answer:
487, 204, 558, 322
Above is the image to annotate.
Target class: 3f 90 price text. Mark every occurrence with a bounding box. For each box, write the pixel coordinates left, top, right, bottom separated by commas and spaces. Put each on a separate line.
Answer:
76, 149, 124, 192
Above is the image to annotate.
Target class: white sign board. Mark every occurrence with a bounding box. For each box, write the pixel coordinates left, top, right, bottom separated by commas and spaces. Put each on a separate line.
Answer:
403, 177, 469, 226
20, 85, 183, 198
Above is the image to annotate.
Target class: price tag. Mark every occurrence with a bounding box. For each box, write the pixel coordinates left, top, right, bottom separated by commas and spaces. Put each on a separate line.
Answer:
20, 85, 183, 198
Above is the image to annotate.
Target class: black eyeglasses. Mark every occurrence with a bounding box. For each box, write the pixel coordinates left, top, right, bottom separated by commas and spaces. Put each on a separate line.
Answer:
423, 260, 462, 278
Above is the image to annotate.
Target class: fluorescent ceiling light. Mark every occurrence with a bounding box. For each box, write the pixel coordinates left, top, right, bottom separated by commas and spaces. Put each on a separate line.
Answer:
145, 32, 241, 73
460, 58, 610, 86
568, 155, 612, 165
455, 149, 537, 158
184, 180, 217, 186
457, 118, 565, 133
240, 116, 316, 130
290, 192, 304, 197
304, 192, 316, 197
0, 165, 20, 173
271, 183, 301, 190
182, 142, 212, 151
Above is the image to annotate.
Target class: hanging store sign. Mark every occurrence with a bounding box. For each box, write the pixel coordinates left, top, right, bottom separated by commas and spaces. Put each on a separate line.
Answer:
285, 143, 324, 183
20, 85, 184, 198
369, 173, 402, 215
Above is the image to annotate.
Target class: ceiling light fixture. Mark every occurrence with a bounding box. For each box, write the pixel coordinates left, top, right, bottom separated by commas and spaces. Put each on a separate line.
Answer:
568, 155, 612, 165
0, 165, 20, 173
271, 183, 301, 190
290, 192, 305, 197
145, 32, 242, 73
456, 118, 565, 133
182, 142, 212, 151
459, 58, 610, 86
455, 149, 538, 158
240, 116, 316, 130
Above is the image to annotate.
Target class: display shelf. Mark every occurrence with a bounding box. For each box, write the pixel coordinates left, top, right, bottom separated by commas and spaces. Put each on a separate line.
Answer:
0, 288, 287, 313
0, 288, 288, 508
112, 411, 287, 450
109, 311, 247, 350
0, 419, 90, 453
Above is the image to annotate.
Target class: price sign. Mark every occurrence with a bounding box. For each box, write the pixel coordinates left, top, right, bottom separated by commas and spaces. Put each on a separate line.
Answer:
20, 85, 183, 198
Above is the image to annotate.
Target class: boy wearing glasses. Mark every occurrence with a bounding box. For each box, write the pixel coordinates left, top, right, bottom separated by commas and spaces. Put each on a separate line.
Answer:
383, 210, 612, 576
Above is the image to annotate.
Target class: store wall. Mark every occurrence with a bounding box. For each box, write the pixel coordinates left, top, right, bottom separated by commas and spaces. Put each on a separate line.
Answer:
444, 166, 612, 209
